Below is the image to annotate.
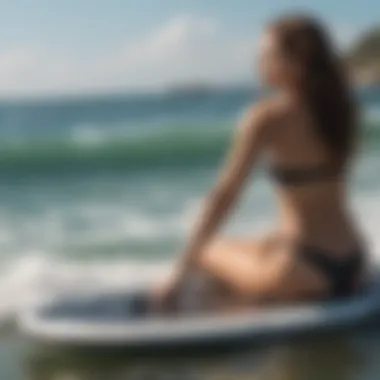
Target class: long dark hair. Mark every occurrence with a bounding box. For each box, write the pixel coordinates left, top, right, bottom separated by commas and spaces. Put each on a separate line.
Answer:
270, 15, 357, 169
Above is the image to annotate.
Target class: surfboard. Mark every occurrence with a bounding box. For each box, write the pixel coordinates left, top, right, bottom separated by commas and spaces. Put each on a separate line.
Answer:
18, 281, 380, 351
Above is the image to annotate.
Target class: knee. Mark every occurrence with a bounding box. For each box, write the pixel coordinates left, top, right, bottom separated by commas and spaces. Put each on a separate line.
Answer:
198, 240, 229, 273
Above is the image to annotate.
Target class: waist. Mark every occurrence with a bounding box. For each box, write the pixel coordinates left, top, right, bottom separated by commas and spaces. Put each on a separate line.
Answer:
276, 206, 361, 251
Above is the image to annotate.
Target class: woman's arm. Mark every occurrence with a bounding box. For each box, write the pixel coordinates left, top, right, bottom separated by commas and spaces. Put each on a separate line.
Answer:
179, 103, 275, 270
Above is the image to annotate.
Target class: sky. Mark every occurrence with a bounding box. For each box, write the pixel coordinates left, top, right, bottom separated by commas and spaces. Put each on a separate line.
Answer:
0, 0, 378, 97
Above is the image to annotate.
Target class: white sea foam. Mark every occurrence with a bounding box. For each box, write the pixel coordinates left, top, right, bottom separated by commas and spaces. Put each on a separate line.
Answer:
69, 124, 108, 146
0, 254, 171, 325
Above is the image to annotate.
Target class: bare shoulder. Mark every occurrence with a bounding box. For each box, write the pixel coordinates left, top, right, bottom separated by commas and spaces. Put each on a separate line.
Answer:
240, 97, 293, 138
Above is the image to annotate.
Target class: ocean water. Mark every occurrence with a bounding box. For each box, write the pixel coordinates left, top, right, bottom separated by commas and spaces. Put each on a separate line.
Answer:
1, 88, 380, 379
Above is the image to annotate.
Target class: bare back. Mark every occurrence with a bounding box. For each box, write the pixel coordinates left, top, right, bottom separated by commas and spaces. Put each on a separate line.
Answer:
265, 98, 362, 255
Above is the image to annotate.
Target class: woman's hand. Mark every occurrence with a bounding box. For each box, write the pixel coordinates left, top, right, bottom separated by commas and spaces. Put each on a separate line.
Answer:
152, 264, 188, 311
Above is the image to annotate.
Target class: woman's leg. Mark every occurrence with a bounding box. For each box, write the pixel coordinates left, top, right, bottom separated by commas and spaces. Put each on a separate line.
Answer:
198, 237, 329, 303
155, 234, 328, 313
168, 236, 276, 312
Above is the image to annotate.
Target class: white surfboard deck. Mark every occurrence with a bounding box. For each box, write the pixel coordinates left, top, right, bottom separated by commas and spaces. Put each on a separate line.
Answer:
18, 281, 380, 350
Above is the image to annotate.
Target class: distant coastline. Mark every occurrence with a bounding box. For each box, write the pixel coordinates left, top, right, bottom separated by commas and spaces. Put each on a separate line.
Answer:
347, 27, 380, 86
164, 83, 218, 95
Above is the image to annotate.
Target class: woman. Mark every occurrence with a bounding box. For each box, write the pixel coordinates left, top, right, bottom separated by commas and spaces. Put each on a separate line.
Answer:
156, 14, 367, 310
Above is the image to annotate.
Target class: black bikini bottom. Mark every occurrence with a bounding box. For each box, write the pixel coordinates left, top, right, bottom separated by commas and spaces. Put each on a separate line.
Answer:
298, 244, 365, 298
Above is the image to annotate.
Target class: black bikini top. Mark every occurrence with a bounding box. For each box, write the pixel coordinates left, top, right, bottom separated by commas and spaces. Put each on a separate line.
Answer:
270, 163, 341, 186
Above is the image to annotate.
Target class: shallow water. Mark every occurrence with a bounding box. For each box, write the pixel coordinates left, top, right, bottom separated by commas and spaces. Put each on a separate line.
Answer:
8, 326, 380, 380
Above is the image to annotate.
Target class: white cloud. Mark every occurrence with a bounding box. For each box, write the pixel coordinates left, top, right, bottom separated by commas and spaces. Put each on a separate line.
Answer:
0, 15, 256, 98
330, 23, 363, 52
0, 15, 358, 98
